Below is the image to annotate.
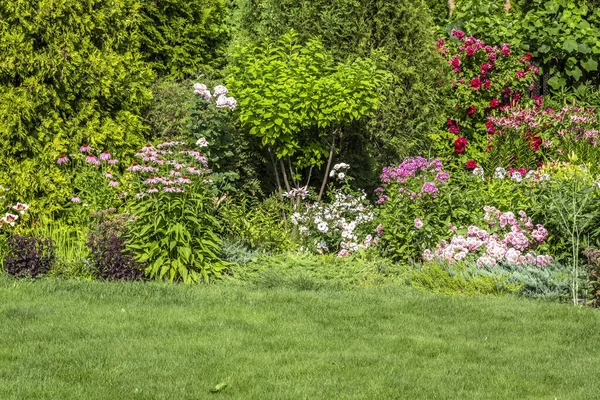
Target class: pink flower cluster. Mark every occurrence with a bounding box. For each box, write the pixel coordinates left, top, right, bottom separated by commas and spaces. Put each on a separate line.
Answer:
378, 157, 448, 203
127, 140, 212, 197
423, 206, 552, 268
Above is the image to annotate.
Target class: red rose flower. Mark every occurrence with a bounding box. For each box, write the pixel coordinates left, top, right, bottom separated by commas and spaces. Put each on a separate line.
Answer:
483, 79, 491, 89
485, 121, 496, 134
466, 105, 476, 117
530, 136, 542, 151
518, 168, 527, 176
470, 77, 481, 90
454, 137, 468, 154
490, 98, 500, 108
465, 160, 478, 171
449, 125, 460, 134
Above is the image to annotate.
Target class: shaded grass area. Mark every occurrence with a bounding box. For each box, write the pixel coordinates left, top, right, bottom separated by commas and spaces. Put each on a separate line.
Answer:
1, 278, 599, 399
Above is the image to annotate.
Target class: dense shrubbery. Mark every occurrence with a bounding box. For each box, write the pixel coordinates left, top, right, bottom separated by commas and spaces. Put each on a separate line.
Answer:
0, 0, 154, 212
139, 0, 229, 79
2, 0, 600, 307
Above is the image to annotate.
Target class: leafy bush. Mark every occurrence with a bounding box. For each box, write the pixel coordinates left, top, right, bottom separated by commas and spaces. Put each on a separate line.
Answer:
231, 0, 450, 163
124, 141, 226, 283
139, 0, 229, 79
218, 195, 293, 253
449, 0, 600, 91
434, 31, 540, 171
88, 211, 144, 281
228, 31, 389, 196
3, 235, 54, 279
0, 0, 153, 211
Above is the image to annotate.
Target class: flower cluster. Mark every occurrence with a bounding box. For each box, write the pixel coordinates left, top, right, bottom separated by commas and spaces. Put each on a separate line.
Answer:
193, 83, 237, 110
438, 32, 540, 165
329, 163, 350, 181
126, 140, 213, 199
378, 157, 449, 203
423, 207, 552, 268
0, 202, 29, 229
291, 189, 376, 256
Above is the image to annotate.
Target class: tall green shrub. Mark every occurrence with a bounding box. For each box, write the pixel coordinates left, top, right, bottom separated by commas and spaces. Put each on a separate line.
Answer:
0, 0, 153, 212
231, 0, 450, 164
139, 0, 229, 79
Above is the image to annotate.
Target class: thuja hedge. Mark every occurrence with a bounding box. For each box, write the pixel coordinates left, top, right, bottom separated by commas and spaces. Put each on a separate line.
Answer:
231, 0, 451, 166
0, 0, 153, 210
139, 0, 229, 79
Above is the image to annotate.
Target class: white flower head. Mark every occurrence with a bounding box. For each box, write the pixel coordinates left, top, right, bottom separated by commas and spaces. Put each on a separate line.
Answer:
213, 85, 229, 97
494, 167, 507, 179
317, 222, 329, 233
511, 171, 523, 182
196, 137, 209, 147
337, 172, 346, 180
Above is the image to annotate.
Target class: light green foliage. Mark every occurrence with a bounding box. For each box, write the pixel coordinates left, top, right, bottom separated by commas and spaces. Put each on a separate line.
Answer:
229, 31, 388, 177
143, 79, 196, 140
139, 0, 229, 79
218, 195, 293, 253
231, 0, 450, 162
30, 221, 91, 279
127, 189, 225, 283
532, 162, 600, 304
0, 0, 153, 211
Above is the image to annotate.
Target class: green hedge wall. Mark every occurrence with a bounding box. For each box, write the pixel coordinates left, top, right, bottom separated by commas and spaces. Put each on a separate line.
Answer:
0, 0, 154, 210
139, 0, 229, 79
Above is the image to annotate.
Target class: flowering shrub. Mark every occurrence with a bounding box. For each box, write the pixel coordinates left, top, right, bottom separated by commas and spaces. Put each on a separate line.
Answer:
377, 157, 454, 262
124, 140, 226, 283
423, 207, 553, 268
486, 106, 600, 169
434, 32, 540, 169
291, 188, 375, 257
57, 146, 123, 218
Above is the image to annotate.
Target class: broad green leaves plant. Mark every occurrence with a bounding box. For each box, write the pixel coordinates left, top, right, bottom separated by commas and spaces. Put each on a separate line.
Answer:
228, 30, 389, 194
127, 189, 225, 283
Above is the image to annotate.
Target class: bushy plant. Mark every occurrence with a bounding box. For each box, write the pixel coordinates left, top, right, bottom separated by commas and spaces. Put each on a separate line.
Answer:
449, 0, 600, 90
3, 235, 54, 279
377, 157, 454, 262
124, 141, 225, 283
88, 211, 144, 281
139, 0, 229, 78
423, 206, 553, 268
584, 247, 600, 306
218, 194, 293, 253
531, 161, 600, 305
231, 0, 450, 160
434, 31, 540, 171
0, 0, 153, 210
228, 31, 389, 198
486, 105, 600, 169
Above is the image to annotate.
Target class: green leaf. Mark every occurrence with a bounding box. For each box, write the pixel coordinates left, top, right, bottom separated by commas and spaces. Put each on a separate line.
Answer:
547, 75, 567, 89
566, 66, 583, 81
562, 39, 579, 53
581, 58, 598, 72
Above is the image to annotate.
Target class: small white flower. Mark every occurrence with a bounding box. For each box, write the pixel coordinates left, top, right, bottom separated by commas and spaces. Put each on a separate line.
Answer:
337, 172, 346, 180
511, 171, 523, 182
317, 222, 329, 233
213, 85, 228, 97
196, 137, 209, 147
494, 167, 507, 179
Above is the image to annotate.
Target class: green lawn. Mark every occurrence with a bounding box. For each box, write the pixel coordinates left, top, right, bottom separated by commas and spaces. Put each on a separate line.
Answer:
1, 279, 599, 399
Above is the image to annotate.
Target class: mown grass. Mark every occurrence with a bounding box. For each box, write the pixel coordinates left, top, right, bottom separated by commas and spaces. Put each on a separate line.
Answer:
1, 278, 599, 399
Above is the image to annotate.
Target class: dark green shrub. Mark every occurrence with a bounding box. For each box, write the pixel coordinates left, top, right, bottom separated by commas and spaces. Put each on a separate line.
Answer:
139, 0, 229, 79
0, 0, 153, 212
